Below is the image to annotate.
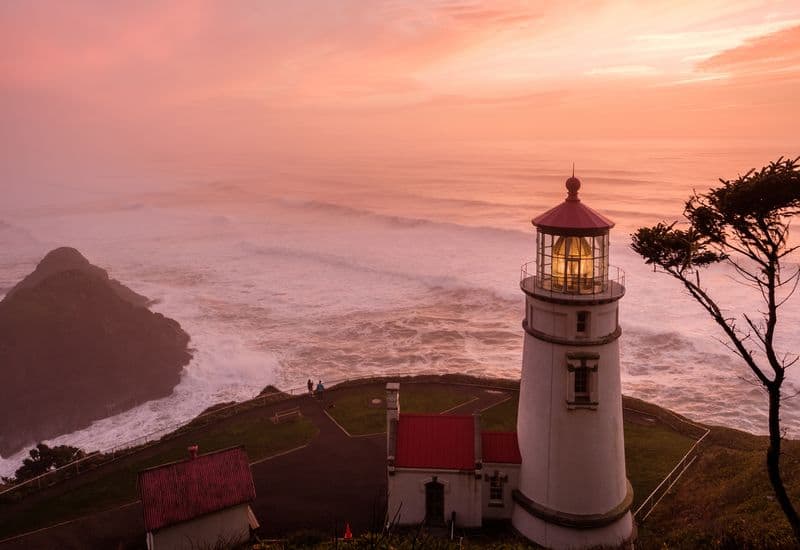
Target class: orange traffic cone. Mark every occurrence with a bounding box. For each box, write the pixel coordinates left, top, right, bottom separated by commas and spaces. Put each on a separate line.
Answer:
344, 522, 353, 540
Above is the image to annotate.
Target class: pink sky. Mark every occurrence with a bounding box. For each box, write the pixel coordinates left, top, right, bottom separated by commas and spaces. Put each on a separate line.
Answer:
2, 1, 800, 178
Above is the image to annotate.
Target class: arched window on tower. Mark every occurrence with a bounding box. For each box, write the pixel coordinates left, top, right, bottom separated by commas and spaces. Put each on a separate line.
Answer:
566, 352, 599, 409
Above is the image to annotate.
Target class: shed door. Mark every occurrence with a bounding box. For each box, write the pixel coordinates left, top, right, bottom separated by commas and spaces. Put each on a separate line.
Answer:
425, 480, 444, 525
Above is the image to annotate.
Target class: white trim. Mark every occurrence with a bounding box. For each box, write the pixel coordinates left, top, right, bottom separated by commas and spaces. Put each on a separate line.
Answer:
418, 476, 450, 494
392, 466, 471, 475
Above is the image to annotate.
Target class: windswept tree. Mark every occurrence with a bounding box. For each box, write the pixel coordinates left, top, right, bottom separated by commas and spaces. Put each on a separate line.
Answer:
632, 156, 800, 541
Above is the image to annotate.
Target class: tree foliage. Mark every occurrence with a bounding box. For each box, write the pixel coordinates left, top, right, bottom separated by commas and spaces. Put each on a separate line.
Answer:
632, 156, 800, 542
1, 443, 85, 484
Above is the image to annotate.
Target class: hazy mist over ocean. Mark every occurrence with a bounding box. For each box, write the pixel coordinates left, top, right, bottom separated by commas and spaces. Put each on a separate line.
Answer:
1, 138, 798, 475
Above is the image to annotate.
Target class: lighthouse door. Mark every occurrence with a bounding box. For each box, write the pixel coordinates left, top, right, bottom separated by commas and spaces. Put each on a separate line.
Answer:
425, 480, 444, 525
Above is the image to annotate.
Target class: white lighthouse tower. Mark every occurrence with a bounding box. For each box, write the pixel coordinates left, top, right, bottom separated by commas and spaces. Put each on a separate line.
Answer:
511, 175, 633, 549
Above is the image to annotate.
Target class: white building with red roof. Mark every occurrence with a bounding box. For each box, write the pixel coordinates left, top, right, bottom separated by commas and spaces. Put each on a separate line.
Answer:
386, 384, 521, 528
138, 445, 259, 550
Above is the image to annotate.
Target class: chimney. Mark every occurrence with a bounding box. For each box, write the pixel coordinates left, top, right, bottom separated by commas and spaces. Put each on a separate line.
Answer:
188, 445, 199, 459
385, 382, 400, 463
473, 413, 483, 478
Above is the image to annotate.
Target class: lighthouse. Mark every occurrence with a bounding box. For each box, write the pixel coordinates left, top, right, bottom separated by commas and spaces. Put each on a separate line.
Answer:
511, 175, 633, 548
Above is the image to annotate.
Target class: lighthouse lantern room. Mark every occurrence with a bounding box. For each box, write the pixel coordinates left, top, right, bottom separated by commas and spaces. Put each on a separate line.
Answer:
512, 174, 634, 549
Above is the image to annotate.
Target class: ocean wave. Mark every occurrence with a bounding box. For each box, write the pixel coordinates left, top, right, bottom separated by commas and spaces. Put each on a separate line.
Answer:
274, 196, 532, 236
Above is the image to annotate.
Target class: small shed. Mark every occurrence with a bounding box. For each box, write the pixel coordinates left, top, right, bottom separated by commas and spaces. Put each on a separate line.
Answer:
138, 445, 259, 550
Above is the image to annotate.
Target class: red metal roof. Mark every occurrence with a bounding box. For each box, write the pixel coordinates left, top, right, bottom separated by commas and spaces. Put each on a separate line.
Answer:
138, 446, 256, 532
532, 176, 614, 235
395, 414, 475, 470
482, 432, 521, 464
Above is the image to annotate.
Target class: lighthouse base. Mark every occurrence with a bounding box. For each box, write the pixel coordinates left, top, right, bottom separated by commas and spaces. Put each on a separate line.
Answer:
511, 489, 634, 550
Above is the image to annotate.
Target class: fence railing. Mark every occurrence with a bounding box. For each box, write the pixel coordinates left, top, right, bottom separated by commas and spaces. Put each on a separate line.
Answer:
632, 416, 711, 522
0, 370, 426, 499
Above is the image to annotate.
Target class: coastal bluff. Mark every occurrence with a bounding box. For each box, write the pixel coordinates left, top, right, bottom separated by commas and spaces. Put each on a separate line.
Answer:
0, 247, 192, 458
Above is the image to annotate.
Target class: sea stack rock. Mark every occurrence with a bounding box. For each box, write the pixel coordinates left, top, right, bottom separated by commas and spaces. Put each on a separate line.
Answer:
0, 248, 192, 458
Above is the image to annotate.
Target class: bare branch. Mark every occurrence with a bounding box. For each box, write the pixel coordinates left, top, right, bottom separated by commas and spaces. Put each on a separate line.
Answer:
775, 268, 800, 308
743, 314, 766, 346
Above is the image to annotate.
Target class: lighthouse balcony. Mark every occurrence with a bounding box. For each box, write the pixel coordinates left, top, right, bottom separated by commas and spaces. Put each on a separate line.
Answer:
520, 262, 625, 303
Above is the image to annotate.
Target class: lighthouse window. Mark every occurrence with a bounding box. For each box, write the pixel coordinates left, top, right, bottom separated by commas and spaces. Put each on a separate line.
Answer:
576, 311, 589, 335
566, 352, 599, 409
574, 368, 589, 401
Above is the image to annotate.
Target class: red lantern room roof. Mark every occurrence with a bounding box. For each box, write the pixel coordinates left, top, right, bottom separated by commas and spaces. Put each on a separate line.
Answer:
532, 175, 614, 236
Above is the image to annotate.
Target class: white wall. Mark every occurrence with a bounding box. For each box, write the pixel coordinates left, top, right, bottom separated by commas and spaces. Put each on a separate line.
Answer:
511, 508, 634, 550
152, 503, 251, 550
514, 294, 633, 548
527, 296, 618, 341
388, 469, 482, 528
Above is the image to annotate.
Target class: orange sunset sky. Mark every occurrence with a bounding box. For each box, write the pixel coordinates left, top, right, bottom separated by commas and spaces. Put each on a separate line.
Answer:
2, 0, 800, 176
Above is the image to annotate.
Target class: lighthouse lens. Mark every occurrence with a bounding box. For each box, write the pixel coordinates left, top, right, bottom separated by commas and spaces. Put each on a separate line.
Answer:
552, 236, 594, 292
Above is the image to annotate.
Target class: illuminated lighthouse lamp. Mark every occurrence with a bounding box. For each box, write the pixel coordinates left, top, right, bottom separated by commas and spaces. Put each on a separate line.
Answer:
529, 175, 612, 295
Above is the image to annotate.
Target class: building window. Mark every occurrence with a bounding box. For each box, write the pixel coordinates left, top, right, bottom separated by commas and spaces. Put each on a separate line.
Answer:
486, 471, 507, 507
576, 311, 589, 336
490, 478, 503, 502
566, 352, 599, 409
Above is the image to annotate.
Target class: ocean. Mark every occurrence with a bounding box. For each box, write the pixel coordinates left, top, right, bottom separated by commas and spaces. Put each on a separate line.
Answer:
1, 138, 798, 476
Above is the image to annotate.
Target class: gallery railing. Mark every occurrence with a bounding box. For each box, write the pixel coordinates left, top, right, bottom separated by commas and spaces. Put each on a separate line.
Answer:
520, 262, 625, 300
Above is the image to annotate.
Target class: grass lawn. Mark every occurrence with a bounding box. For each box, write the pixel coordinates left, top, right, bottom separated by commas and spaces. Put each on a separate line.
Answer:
0, 414, 317, 540
326, 383, 477, 435
480, 394, 518, 431
637, 430, 800, 549
624, 421, 695, 510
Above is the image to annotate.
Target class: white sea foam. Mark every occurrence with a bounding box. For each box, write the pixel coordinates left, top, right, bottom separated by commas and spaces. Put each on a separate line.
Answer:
1, 141, 798, 476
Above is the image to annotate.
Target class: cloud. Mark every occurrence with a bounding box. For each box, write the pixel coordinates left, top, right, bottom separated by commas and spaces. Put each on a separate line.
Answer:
697, 23, 800, 79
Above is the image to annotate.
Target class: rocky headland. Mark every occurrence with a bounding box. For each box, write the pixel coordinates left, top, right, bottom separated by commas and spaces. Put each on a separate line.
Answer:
0, 247, 192, 457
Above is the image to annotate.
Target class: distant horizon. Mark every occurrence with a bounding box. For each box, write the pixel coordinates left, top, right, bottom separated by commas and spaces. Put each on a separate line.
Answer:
3, 1, 800, 196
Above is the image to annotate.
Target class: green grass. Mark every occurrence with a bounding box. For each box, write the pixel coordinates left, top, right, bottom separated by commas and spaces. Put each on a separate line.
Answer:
0, 414, 317, 539
637, 431, 800, 549
480, 395, 518, 431
326, 383, 476, 435
402, 386, 471, 414
623, 421, 695, 510
325, 390, 387, 435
